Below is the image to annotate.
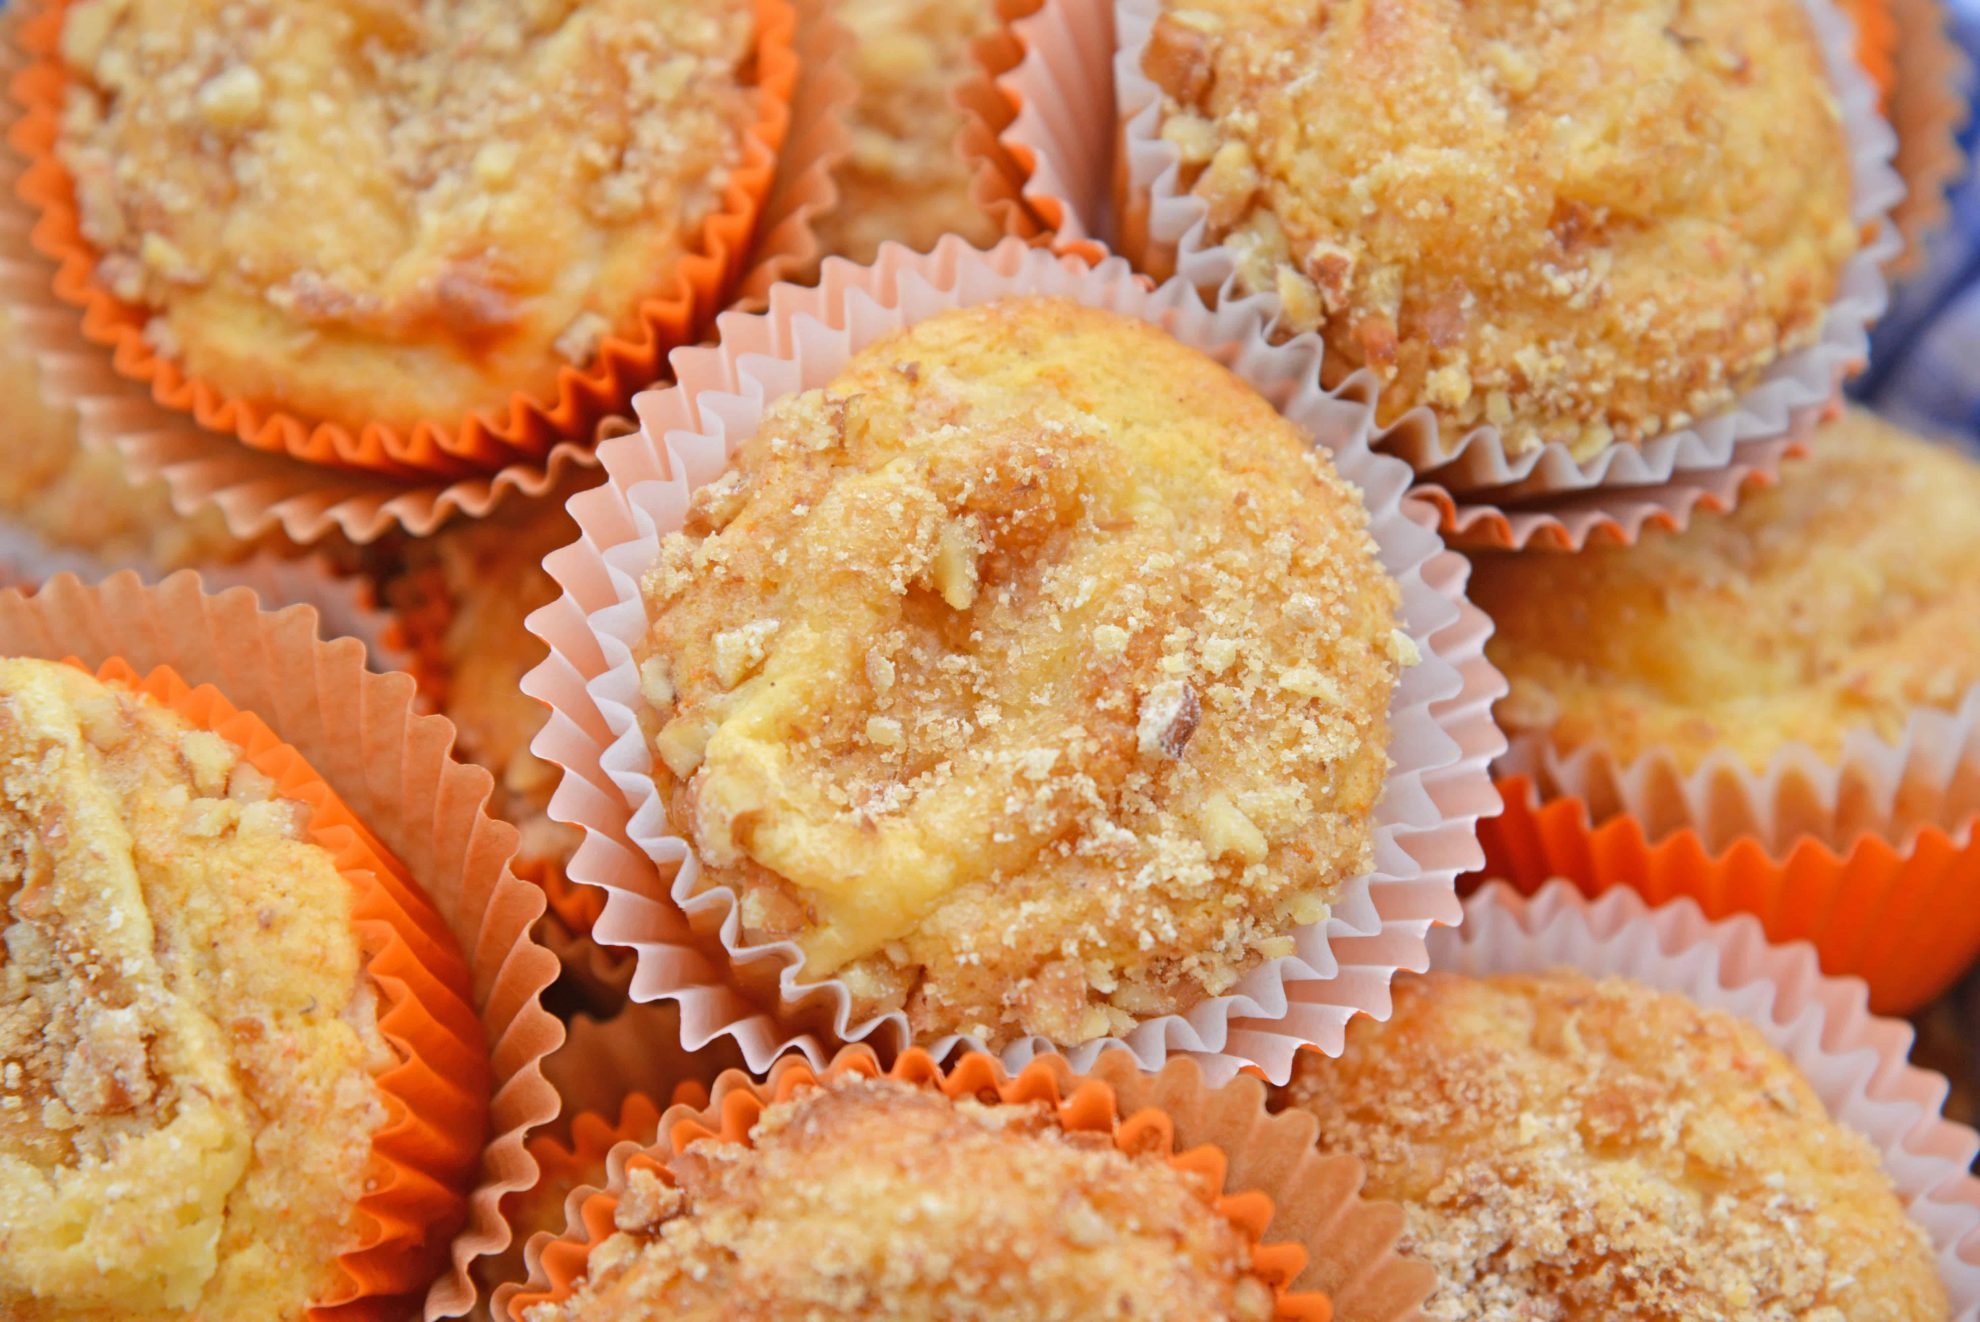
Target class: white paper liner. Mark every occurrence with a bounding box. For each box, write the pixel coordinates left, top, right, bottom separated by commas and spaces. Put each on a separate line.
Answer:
0, 517, 406, 670
1448, 881, 1980, 1312
1503, 678, 1980, 857
1001, 0, 1904, 500
523, 235, 1505, 1086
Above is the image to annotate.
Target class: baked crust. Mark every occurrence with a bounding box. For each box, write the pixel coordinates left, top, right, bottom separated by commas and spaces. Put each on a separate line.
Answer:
1473, 407, 1980, 770
0, 658, 388, 1321
1141, 0, 1858, 458
54, 0, 759, 433
523, 1076, 1276, 1322
636, 296, 1406, 1044
1278, 969, 1948, 1321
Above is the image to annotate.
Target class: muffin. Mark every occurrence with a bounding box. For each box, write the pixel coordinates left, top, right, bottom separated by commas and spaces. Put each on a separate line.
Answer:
0, 303, 249, 571
815, 0, 1005, 264
634, 295, 1410, 1045
0, 657, 397, 1320
1135, 0, 1860, 457
48, 0, 764, 441
1472, 407, 1980, 771
516, 1074, 1280, 1321
1277, 969, 1948, 1321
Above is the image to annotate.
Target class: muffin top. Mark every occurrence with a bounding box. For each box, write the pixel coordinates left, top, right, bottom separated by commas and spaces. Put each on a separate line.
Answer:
0, 305, 246, 571
815, 0, 1005, 265
55, 0, 759, 433
0, 659, 390, 1322
522, 1075, 1277, 1322
428, 504, 582, 870
1278, 970, 1947, 1322
1140, 0, 1858, 457
1473, 408, 1980, 771
636, 296, 1408, 1045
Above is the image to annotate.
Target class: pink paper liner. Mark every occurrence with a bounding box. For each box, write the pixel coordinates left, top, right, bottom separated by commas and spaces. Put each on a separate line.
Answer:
0, 520, 406, 669
522, 235, 1505, 1086
1501, 679, 1980, 859
1446, 881, 1980, 1311
998, 0, 1900, 512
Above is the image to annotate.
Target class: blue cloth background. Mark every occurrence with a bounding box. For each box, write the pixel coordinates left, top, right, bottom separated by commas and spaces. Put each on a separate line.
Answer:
1856, 0, 1980, 451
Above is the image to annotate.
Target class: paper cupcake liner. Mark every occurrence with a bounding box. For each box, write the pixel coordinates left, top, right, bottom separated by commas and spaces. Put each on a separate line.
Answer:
1887, 0, 1974, 276
0, 518, 409, 670
1477, 772, 1980, 1015
1846, 0, 1901, 97
730, 0, 857, 305
92, 657, 488, 1318
0, 0, 837, 545
523, 235, 1504, 1085
7, 0, 795, 478
956, 0, 1110, 260
1441, 881, 1980, 1311
1417, 434, 1805, 551
495, 1048, 1432, 1321
480, 1005, 738, 1299
538, 906, 636, 1016
995, 0, 1899, 512
1503, 679, 1980, 859
0, 571, 566, 1319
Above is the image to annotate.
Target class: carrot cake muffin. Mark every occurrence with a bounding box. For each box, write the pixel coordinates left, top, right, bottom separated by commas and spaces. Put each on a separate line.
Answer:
1472, 407, 1980, 770
1277, 970, 1948, 1321
816, 0, 1005, 264
52, 0, 761, 434
1137, 0, 1859, 457
635, 296, 1409, 1045
0, 304, 247, 570
0, 658, 393, 1321
519, 1075, 1278, 1321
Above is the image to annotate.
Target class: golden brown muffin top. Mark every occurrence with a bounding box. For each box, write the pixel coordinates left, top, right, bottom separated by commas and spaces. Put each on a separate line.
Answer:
1278, 970, 1947, 1322
0, 305, 247, 571
56, 0, 758, 432
430, 503, 582, 869
523, 1076, 1277, 1322
815, 0, 1005, 265
635, 296, 1408, 1045
0, 659, 390, 1322
1473, 408, 1980, 771
1141, 0, 1858, 457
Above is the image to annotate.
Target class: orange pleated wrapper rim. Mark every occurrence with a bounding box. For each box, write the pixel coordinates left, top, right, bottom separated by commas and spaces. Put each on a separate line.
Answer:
505, 1049, 1331, 1322
87, 656, 490, 1322
1474, 773, 1980, 1016
6, 0, 798, 478
1841, 0, 1899, 100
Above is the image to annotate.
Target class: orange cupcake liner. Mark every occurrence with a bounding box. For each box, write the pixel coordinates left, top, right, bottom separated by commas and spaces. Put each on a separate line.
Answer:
1887, 0, 1973, 275
1842, 0, 1900, 99
498, 1049, 1436, 1322
0, 571, 566, 1319
1474, 773, 1980, 1016
7, 0, 797, 479
91, 657, 488, 1320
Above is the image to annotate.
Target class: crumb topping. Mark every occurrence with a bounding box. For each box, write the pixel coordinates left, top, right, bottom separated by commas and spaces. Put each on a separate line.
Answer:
0, 659, 387, 1321
55, 0, 759, 431
817, 0, 1006, 264
635, 297, 1405, 1046
523, 1076, 1277, 1322
1142, 0, 1859, 456
1277, 970, 1948, 1322
1473, 407, 1980, 771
